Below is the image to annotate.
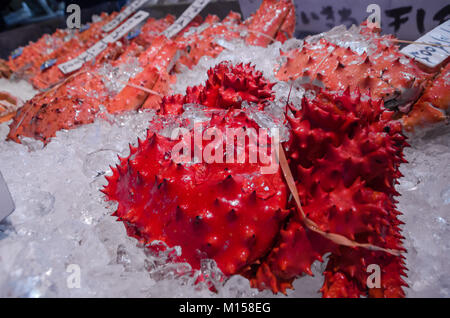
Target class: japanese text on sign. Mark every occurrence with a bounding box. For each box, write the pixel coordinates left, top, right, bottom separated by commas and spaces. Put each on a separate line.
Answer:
239, 0, 449, 40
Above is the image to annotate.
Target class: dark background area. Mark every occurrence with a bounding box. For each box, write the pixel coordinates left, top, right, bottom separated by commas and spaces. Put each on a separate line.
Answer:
0, 0, 241, 59
4, 0, 447, 60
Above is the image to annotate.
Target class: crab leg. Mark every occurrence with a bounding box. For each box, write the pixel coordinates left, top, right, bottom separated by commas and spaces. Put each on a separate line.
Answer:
403, 62, 450, 131
245, 0, 295, 47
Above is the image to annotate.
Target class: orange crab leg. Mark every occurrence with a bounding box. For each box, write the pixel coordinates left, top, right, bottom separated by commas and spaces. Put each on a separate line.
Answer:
106, 35, 180, 113
245, 0, 295, 47
403, 62, 450, 131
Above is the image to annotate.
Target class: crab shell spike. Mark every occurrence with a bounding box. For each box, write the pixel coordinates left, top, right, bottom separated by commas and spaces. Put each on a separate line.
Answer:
104, 116, 288, 277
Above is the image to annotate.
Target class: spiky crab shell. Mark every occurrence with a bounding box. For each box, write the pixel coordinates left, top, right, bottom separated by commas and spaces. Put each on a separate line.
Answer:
7, 70, 106, 145
103, 111, 288, 276
277, 29, 431, 112
103, 61, 408, 298
6, 66, 112, 145
160, 61, 275, 115
247, 89, 408, 297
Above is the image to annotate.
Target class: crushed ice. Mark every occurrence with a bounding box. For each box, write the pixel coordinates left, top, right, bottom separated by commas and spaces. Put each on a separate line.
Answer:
97, 57, 143, 95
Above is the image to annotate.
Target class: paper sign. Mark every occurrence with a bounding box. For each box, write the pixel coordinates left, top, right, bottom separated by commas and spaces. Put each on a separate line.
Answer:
102, 0, 149, 32
0, 172, 15, 222
104, 10, 149, 43
401, 20, 450, 68
58, 10, 149, 74
162, 0, 211, 39
239, 0, 450, 41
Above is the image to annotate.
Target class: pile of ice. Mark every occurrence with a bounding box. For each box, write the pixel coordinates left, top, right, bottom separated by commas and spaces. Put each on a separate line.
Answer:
0, 78, 37, 104
0, 38, 449, 298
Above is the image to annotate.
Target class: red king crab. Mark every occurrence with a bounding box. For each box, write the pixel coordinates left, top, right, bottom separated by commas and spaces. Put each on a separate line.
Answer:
103, 61, 408, 298
277, 22, 449, 131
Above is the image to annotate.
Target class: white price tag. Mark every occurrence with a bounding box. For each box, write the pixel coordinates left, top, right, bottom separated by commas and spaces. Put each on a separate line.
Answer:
104, 10, 150, 43
401, 20, 450, 68
58, 10, 149, 74
0, 171, 15, 222
85, 41, 109, 60
102, 0, 149, 32
162, 0, 211, 39
57, 57, 84, 74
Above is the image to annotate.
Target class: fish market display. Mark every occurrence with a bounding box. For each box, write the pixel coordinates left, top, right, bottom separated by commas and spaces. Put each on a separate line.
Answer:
0, 0, 449, 299
6, 0, 295, 145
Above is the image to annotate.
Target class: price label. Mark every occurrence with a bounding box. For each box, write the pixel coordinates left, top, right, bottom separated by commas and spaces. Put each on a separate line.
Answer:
0, 171, 15, 222
401, 20, 450, 68
102, 0, 149, 32
58, 10, 149, 74
104, 10, 149, 43
162, 0, 211, 39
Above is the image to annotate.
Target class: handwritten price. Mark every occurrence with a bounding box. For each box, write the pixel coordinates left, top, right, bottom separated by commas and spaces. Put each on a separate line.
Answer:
401, 20, 450, 68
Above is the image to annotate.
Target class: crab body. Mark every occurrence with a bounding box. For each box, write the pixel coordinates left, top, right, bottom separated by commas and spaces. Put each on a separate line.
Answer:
277, 23, 449, 130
